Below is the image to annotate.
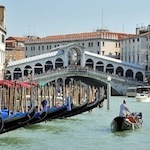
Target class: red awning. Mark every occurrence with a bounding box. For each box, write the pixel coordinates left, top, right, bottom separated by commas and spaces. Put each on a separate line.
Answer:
25, 81, 39, 86
16, 81, 31, 88
0, 80, 12, 87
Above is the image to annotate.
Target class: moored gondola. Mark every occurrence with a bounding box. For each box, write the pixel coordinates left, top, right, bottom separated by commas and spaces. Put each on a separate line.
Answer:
44, 104, 68, 121
58, 99, 88, 119
0, 80, 36, 134
0, 105, 35, 134
26, 108, 47, 125
77, 96, 105, 114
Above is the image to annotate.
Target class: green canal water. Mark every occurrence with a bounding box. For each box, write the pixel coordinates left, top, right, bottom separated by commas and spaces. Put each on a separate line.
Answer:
0, 96, 150, 150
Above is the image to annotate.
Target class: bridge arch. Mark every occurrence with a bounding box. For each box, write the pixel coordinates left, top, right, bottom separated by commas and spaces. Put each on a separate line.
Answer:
116, 66, 124, 76
5, 70, 11, 80
106, 64, 114, 74
125, 69, 134, 79
85, 59, 94, 69
67, 47, 82, 65
135, 72, 143, 81
34, 63, 43, 74
24, 65, 32, 76
13, 68, 22, 79
96, 61, 104, 71
55, 58, 63, 68
45, 61, 53, 72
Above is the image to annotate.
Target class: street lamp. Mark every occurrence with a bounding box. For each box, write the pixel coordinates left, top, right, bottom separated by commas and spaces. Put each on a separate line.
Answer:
107, 76, 111, 82
107, 76, 111, 110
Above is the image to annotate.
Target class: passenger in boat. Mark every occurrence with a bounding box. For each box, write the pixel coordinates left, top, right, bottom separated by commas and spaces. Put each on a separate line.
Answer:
127, 113, 136, 123
65, 96, 72, 111
41, 99, 47, 110
56, 101, 61, 107
119, 100, 131, 117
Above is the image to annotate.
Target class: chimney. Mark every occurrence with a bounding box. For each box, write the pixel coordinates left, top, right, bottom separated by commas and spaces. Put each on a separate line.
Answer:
136, 27, 140, 35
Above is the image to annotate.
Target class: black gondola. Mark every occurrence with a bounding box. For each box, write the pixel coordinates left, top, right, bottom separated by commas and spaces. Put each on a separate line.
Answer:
0, 105, 35, 134
110, 112, 143, 131
58, 99, 88, 119
0, 80, 36, 134
27, 109, 47, 125
75, 96, 105, 115
44, 104, 68, 121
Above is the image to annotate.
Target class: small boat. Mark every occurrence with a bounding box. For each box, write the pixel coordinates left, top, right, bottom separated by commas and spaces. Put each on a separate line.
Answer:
136, 93, 150, 102
135, 85, 150, 102
110, 112, 143, 132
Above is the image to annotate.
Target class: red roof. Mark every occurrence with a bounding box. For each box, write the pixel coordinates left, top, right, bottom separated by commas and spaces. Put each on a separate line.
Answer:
25, 31, 135, 44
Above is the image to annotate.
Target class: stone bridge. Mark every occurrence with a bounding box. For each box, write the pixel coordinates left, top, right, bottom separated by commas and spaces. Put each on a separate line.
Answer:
22, 67, 144, 96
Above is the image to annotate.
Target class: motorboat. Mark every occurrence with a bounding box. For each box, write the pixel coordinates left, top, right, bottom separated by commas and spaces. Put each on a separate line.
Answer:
136, 93, 150, 102
135, 85, 150, 102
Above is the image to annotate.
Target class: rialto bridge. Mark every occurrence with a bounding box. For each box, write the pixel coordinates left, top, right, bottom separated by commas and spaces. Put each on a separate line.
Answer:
5, 43, 145, 95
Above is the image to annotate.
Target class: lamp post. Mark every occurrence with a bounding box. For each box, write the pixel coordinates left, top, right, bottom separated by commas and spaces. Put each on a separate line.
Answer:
107, 76, 111, 110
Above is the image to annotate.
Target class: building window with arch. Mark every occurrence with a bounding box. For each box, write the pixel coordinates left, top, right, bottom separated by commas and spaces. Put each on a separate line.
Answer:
133, 55, 135, 63
129, 55, 130, 62
116, 43, 117, 47
102, 42, 105, 46
102, 51, 105, 55
2, 34, 4, 43
47, 45, 49, 50
137, 54, 139, 63
125, 55, 127, 61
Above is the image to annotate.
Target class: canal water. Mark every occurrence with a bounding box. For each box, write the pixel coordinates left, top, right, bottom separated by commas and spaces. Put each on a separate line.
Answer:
0, 96, 150, 150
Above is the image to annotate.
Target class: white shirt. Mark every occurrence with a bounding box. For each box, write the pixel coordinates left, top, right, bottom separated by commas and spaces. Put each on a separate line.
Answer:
119, 103, 130, 117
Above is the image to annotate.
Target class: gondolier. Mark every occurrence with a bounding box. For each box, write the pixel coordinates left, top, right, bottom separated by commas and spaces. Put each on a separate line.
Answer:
111, 100, 143, 131
119, 100, 131, 117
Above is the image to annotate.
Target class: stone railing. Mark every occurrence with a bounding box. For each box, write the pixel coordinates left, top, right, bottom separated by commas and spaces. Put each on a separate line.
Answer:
18, 66, 145, 95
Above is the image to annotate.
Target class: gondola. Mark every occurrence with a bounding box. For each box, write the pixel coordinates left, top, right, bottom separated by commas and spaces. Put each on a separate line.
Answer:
77, 96, 105, 114
110, 112, 143, 132
0, 115, 3, 131
0, 80, 36, 134
44, 104, 68, 121
58, 99, 88, 119
0, 106, 35, 134
27, 109, 47, 125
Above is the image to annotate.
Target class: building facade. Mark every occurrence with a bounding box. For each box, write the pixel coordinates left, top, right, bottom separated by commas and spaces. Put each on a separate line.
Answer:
24, 29, 134, 59
0, 5, 6, 79
5, 36, 27, 62
120, 25, 150, 81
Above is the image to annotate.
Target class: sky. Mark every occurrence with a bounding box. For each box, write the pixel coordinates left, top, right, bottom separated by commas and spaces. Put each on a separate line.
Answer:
0, 0, 150, 38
